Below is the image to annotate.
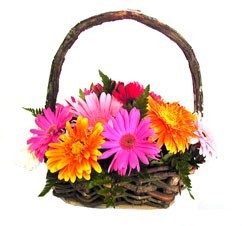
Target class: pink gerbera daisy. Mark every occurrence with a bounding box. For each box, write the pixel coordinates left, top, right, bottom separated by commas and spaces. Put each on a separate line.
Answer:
194, 114, 216, 158
68, 92, 122, 127
112, 82, 144, 105
27, 104, 73, 162
99, 107, 160, 175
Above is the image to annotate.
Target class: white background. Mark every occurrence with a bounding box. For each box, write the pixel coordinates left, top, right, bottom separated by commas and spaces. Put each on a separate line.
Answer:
1, 0, 242, 225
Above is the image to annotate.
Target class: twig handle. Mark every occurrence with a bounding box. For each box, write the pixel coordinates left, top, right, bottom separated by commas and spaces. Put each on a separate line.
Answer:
45, 10, 203, 114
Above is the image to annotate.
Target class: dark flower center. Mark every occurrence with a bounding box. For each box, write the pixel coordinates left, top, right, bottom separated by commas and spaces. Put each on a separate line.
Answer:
45, 124, 58, 137
120, 134, 136, 150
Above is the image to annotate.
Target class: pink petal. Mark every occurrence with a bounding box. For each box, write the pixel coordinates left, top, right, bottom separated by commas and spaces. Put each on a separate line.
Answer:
134, 149, 149, 165
29, 129, 43, 135
114, 151, 128, 174
122, 108, 130, 132
101, 141, 120, 149
128, 108, 140, 133
100, 93, 111, 115
135, 118, 152, 138
99, 147, 122, 160
128, 151, 139, 171
103, 123, 121, 140
35, 115, 49, 129
114, 111, 126, 134
43, 108, 55, 125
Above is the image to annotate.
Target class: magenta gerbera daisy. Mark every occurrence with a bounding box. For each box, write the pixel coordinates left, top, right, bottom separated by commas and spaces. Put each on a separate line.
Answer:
27, 104, 73, 162
68, 92, 122, 127
99, 107, 160, 175
112, 81, 144, 105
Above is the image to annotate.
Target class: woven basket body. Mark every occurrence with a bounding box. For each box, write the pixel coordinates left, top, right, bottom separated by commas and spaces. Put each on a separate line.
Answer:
45, 10, 203, 208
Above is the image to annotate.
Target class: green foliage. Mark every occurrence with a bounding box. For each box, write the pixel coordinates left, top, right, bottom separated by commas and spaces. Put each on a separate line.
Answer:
38, 171, 58, 197
136, 169, 150, 179
169, 152, 194, 199
98, 71, 150, 118
162, 153, 173, 162
102, 183, 126, 208
150, 152, 173, 166
79, 88, 85, 99
132, 84, 150, 118
150, 149, 196, 199
23, 107, 43, 117
88, 173, 112, 189
88, 172, 128, 207
99, 70, 116, 94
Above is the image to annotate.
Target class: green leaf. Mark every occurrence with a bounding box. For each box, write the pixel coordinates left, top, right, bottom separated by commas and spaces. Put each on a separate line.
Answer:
38, 171, 58, 197
87, 172, 112, 189
113, 186, 125, 193
150, 159, 164, 166
23, 107, 43, 117
98, 70, 116, 94
104, 196, 115, 208
188, 189, 195, 199
162, 153, 173, 161
88, 178, 112, 189
98, 187, 111, 195
118, 176, 132, 183
79, 88, 85, 99
168, 151, 195, 199
132, 84, 150, 118
136, 170, 150, 179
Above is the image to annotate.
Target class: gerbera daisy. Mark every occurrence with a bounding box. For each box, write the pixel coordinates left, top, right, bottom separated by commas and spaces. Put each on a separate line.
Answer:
147, 96, 197, 154
45, 116, 105, 183
194, 114, 216, 158
27, 104, 73, 162
99, 107, 160, 176
149, 91, 161, 101
112, 81, 144, 105
83, 83, 104, 96
68, 92, 122, 127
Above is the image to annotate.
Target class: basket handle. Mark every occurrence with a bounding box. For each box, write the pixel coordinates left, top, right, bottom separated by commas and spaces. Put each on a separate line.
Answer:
45, 10, 203, 114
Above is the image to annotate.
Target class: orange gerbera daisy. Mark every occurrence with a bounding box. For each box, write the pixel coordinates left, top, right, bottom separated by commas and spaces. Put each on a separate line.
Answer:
45, 116, 104, 183
147, 96, 197, 154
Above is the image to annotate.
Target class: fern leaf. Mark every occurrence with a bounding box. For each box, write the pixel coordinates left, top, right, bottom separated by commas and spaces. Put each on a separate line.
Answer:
38, 171, 58, 197
132, 84, 150, 118
99, 70, 116, 93
169, 152, 195, 199
23, 107, 43, 117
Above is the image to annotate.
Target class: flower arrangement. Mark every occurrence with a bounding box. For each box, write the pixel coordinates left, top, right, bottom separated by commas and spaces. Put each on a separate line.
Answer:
24, 70, 216, 207
22, 10, 217, 208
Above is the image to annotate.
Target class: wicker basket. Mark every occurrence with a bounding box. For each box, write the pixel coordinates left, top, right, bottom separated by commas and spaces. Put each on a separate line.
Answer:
43, 10, 204, 208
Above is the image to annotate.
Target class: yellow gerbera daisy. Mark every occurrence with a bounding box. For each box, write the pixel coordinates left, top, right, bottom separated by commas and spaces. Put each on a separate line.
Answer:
45, 116, 105, 183
147, 96, 197, 154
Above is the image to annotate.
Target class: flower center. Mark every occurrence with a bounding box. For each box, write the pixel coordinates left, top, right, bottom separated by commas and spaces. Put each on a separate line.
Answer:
71, 141, 84, 155
159, 109, 178, 127
120, 134, 136, 150
45, 124, 58, 137
202, 130, 208, 139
